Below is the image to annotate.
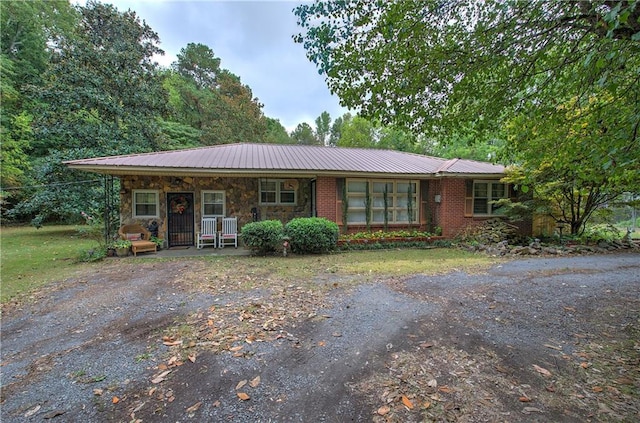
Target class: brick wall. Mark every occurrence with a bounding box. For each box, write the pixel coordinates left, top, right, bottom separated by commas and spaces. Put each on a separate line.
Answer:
315, 176, 337, 222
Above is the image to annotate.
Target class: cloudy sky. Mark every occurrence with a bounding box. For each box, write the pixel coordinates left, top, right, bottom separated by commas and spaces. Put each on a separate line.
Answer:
93, 0, 349, 132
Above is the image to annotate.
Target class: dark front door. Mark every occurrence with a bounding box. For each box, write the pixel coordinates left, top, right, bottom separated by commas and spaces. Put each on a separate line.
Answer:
167, 193, 194, 247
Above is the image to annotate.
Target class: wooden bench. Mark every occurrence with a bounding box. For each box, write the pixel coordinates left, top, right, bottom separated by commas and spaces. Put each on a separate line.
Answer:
118, 224, 157, 256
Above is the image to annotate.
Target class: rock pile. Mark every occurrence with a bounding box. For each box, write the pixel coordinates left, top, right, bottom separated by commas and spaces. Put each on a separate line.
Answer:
463, 238, 639, 257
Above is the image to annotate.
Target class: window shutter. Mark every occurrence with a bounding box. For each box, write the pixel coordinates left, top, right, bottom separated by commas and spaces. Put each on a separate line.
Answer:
464, 180, 473, 217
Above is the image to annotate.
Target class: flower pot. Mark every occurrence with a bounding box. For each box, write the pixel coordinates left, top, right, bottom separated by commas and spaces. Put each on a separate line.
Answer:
115, 247, 130, 257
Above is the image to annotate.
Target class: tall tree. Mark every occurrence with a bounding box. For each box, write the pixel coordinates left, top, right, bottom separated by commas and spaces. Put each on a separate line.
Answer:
337, 116, 375, 148
264, 117, 292, 144
169, 43, 266, 145
314, 111, 331, 146
14, 0, 168, 224
290, 122, 318, 145
294, 1, 640, 137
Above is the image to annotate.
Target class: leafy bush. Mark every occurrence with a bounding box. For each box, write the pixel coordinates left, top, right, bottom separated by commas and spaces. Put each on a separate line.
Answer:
240, 220, 284, 255
580, 224, 621, 243
285, 217, 339, 254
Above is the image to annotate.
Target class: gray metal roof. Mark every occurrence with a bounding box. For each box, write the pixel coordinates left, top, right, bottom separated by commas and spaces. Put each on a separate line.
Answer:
65, 143, 505, 177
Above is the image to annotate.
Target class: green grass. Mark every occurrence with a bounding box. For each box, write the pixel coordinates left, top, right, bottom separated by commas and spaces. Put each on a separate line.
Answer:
0, 225, 97, 302
1, 225, 498, 304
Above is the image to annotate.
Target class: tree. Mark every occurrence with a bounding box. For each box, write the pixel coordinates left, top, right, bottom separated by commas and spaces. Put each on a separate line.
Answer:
264, 117, 292, 144
294, 1, 640, 137
14, 0, 168, 224
169, 43, 267, 145
337, 115, 375, 148
314, 111, 331, 146
290, 122, 318, 145
502, 94, 639, 235
328, 113, 351, 147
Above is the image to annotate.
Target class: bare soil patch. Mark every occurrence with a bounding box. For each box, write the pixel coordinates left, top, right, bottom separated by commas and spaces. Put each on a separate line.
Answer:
1, 253, 638, 422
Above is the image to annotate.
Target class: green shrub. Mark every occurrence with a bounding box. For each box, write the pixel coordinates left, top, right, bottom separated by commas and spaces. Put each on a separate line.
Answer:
285, 217, 339, 254
240, 220, 284, 255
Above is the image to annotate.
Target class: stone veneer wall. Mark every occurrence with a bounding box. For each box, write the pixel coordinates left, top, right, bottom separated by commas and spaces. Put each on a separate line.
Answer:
120, 176, 313, 242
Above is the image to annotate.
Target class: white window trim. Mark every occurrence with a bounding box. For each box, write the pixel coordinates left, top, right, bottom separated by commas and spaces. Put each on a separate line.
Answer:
473, 180, 508, 216
259, 179, 297, 205
133, 189, 159, 218
346, 179, 418, 225
202, 190, 226, 218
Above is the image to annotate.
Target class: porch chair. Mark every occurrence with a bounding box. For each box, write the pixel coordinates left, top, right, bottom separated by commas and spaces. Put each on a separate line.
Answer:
196, 217, 217, 249
218, 217, 238, 248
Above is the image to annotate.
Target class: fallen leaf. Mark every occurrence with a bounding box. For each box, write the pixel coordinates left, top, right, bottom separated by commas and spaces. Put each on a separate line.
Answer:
163, 340, 183, 347
237, 392, 250, 401
188, 354, 196, 363
563, 306, 576, 312
580, 362, 591, 369
519, 396, 531, 402
592, 386, 604, 392
544, 344, 562, 351
212, 400, 221, 407
495, 365, 509, 374
419, 342, 434, 348
615, 377, 634, 385
533, 364, 552, 377
148, 387, 157, 396
318, 341, 326, 346
112, 396, 120, 404
377, 406, 390, 415
157, 363, 168, 371
439, 386, 453, 393
93, 388, 103, 396
423, 401, 431, 409
236, 380, 247, 390
427, 379, 437, 388
151, 370, 171, 384
545, 385, 556, 392
24, 405, 41, 417
401, 395, 414, 409
522, 406, 543, 414
186, 401, 202, 413
229, 345, 243, 352
249, 376, 261, 388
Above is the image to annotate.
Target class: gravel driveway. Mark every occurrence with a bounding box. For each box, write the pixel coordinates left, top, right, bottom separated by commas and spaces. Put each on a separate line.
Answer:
1, 253, 638, 422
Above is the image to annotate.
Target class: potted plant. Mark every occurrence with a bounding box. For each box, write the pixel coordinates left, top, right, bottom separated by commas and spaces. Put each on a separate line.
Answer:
111, 239, 132, 257
150, 236, 164, 250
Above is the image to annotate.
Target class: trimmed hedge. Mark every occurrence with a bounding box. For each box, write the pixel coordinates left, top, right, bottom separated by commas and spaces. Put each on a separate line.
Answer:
240, 220, 284, 255
284, 217, 339, 254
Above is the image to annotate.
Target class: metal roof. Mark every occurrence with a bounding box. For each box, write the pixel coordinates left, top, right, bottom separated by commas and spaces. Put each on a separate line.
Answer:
65, 143, 505, 177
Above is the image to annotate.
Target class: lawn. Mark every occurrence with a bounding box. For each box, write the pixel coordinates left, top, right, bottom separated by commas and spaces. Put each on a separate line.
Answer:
0, 225, 97, 302
0, 225, 497, 303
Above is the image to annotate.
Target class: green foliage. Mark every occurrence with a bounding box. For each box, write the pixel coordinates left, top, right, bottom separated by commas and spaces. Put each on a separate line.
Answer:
168, 43, 267, 145
240, 220, 284, 255
337, 115, 374, 148
290, 122, 319, 145
294, 1, 639, 136
503, 94, 639, 235
581, 224, 622, 243
315, 111, 332, 146
265, 117, 293, 144
284, 217, 339, 254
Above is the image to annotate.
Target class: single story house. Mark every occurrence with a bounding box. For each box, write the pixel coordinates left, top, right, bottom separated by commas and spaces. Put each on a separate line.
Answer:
65, 143, 531, 247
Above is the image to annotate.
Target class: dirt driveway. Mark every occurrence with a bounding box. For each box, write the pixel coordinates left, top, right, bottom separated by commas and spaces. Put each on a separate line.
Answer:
1, 252, 638, 422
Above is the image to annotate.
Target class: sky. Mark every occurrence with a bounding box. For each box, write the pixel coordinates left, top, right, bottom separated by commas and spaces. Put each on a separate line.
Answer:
89, 0, 349, 132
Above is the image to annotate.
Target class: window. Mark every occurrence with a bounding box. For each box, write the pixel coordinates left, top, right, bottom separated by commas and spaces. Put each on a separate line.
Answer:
473, 181, 508, 215
346, 179, 418, 224
259, 179, 296, 205
202, 191, 225, 217
133, 190, 159, 218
